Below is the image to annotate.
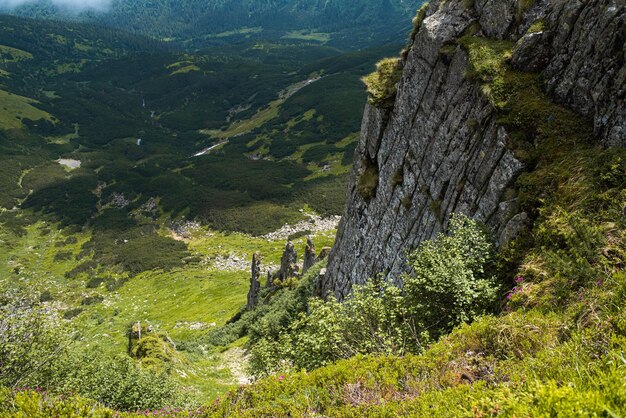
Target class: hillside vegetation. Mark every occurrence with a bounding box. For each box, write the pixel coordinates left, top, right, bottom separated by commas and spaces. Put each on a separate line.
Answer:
0, 14, 395, 234
4, 0, 425, 49
202, 31, 626, 417
2, 1, 625, 417
7, 20, 623, 418
0, 12, 393, 409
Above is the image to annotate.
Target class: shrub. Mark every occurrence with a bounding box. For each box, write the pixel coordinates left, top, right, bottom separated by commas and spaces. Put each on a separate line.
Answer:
49, 352, 186, 412
63, 307, 83, 319
247, 217, 498, 376
81, 295, 104, 306
276, 280, 414, 372
86, 277, 105, 288
53, 251, 73, 262
39, 290, 53, 302
403, 214, 500, 340
0, 388, 116, 418
0, 294, 71, 388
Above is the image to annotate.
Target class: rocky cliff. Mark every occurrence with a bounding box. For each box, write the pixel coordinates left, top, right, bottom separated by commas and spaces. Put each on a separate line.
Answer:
323, 0, 625, 298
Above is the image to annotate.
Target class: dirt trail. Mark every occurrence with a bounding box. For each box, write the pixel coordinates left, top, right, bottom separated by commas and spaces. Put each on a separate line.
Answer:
222, 347, 251, 385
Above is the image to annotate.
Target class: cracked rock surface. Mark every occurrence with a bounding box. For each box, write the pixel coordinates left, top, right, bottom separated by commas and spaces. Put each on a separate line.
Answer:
323, 0, 625, 299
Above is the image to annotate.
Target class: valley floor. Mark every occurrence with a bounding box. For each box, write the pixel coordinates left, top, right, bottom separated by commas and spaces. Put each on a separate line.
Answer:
0, 212, 337, 402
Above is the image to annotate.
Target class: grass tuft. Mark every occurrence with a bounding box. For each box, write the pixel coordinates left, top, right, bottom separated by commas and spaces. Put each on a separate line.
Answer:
362, 57, 403, 108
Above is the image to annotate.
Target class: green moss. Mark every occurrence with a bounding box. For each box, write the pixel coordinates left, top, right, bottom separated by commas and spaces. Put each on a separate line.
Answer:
134, 334, 175, 363
356, 157, 379, 201
439, 42, 458, 63
458, 36, 514, 108
527, 19, 546, 34
403, 4, 430, 61
409, 3, 429, 45
362, 57, 403, 108
391, 167, 404, 188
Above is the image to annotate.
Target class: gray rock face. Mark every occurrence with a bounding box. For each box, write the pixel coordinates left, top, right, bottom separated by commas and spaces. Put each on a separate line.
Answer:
323, 0, 625, 299
303, 237, 317, 274
537, 0, 625, 147
269, 241, 300, 288
279, 241, 299, 281
247, 252, 262, 310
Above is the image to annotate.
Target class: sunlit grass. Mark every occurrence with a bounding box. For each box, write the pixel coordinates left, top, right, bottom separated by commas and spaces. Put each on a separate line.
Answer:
0, 90, 54, 130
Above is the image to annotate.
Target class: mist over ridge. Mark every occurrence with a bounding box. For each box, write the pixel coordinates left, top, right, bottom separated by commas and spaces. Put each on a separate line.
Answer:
0, 0, 111, 12
0, 0, 425, 50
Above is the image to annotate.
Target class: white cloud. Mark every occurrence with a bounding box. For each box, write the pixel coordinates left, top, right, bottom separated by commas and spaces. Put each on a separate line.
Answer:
0, 0, 111, 11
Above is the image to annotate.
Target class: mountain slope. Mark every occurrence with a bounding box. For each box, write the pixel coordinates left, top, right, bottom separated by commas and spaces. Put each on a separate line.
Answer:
323, 0, 626, 298
0, 14, 396, 233
202, 0, 626, 415
0, 13, 398, 405
4, 0, 425, 48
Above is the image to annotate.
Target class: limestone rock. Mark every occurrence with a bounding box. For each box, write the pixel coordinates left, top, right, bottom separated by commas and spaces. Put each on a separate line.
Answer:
266, 270, 273, 289
538, 0, 626, 147
131, 321, 142, 339
247, 252, 262, 310
512, 31, 554, 72
303, 237, 317, 274
268, 241, 300, 288
280, 241, 299, 281
323, 0, 626, 299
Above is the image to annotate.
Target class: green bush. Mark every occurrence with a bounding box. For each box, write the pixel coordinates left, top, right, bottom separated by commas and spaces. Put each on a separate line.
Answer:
0, 294, 71, 388
403, 214, 500, 340
247, 216, 498, 376
0, 388, 116, 418
271, 280, 412, 373
81, 295, 104, 306
54, 353, 186, 411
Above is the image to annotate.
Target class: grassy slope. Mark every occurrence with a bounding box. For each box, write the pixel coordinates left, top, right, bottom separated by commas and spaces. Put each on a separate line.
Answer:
3, 23, 626, 418
0, 217, 336, 401
202, 33, 626, 417
0, 90, 54, 130
0, 16, 360, 406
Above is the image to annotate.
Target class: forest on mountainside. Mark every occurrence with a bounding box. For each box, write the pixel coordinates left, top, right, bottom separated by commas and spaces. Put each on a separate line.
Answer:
3, 0, 424, 49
